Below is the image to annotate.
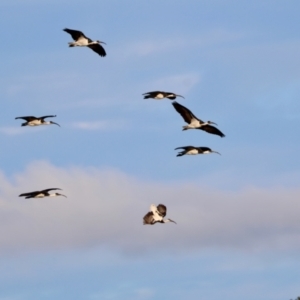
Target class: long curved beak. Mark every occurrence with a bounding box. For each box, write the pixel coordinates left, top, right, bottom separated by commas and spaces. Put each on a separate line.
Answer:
169, 219, 177, 224
212, 151, 221, 155
100, 41, 106, 45
176, 94, 185, 99
59, 194, 67, 198
51, 121, 60, 127
210, 121, 218, 126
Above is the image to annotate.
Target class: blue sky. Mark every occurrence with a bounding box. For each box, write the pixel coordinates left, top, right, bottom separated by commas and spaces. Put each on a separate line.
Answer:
0, 1, 300, 299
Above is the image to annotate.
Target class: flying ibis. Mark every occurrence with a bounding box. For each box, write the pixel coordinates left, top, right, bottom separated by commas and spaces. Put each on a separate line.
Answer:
143, 91, 184, 100
175, 146, 221, 157
172, 101, 225, 137
143, 204, 176, 225
19, 188, 67, 199
63, 28, 106, 57
15, 115, 60, 127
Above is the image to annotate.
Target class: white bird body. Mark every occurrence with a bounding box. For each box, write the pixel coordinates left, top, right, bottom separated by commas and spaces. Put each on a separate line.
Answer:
184, 118, 209, 130
33, 193, 62, 198
185, 149, 199, 155
69, 37, 98, 47
150, 204, 164, 222
27, 120, 51, 126
27, 120, 43, 126
34, 193, 44, 198
153, 93, 165, 99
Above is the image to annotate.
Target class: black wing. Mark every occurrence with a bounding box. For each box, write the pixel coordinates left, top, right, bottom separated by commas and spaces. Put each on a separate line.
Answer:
157, 204, 167, 218
174, 146, 195, 151
143, 212, 155, 225
142, 91, 162, 96
15, 116, 37, 121
199, 125, 225, 137
63, 28, 86, 41
40, 115, 56, 120
87, 44, 106, 57
172, 102, 200, 124
40, 188, 62, 193
19, 190, 40, 197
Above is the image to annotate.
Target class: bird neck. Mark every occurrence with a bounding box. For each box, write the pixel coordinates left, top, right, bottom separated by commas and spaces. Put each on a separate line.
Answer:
88, 40, 99, 45
200, 121, 209, 126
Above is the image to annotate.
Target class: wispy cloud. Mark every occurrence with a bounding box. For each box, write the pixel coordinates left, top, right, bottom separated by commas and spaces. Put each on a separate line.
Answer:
149, 73, 201, 95
0, 126, 45, 136
122, 29, 244, 57
0, 161, 300, 256
71, 120, 130, 131
5, 71, 80, 98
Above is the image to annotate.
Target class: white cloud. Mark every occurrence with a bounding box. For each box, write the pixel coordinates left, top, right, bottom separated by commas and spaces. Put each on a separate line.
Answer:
0, 126, 45, 136
71, 120, 129, 131
149, 73, 200, 95
0, 161, 300, 256
5, 71, 80, 99
123, 29, 244, 57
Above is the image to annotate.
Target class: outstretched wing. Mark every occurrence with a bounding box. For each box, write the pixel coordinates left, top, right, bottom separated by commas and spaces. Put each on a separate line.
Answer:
87, 44, 106, 57
174, 146, 194, 151
142, 91, 161, 96
40, 115, 56, 120
157, 204, 167, 218
199, 125, 225, 137
172, 102, 201, 124
63, 28, 86, 40
19, 190, 40, 197
40, 188, 62, 193
15, 116, 37, 121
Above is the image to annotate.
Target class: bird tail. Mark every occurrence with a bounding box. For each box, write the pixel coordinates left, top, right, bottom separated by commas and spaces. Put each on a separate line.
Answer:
143, 95, 151, 99
68, 42, 75, 47
21, 123, 27, 127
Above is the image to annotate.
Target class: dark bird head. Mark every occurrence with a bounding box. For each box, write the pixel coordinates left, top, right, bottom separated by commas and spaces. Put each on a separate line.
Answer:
50, 121, 60, 127
208, 121, 217, 126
